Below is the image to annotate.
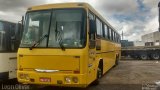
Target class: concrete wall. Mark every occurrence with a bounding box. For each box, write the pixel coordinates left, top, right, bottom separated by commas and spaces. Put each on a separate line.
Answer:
142, 32, 154, 42
141, 31, 160, 46
133, 41, 145, 46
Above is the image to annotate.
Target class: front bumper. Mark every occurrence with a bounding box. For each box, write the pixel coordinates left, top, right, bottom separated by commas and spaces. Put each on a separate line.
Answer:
17, 71, 87, 87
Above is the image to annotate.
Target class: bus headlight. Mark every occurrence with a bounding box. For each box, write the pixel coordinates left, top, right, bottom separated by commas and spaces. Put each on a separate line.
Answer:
65, 77, 71, 83
72, 77, 78, 83
19, 73, 25, 79
24, 74, 29, 80
19, 74, 29, 80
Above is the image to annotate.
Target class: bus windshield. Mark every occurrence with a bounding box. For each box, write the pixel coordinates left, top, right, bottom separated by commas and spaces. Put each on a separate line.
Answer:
20, 9, 86, 48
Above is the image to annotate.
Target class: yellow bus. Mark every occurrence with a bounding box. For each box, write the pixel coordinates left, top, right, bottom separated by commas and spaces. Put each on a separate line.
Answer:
17, 3, 121, 87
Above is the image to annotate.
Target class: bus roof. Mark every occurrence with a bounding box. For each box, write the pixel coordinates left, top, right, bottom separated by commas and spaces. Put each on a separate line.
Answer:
28, 2, 119, 34
28, 2, 87, 11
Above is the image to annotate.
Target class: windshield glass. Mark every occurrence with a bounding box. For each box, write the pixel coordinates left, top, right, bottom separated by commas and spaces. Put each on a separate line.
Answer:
20, 10, 51, 47
20, 9, 86, 48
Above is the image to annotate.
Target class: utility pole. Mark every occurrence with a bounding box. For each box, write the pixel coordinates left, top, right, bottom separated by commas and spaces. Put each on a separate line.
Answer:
122, 30, 124, 40
158, 2, 160, 32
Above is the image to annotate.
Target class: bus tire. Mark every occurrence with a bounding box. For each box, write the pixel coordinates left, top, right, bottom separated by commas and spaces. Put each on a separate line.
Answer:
115, 57, 119, 65
140, 54, 148, 60
92, 63, 103, 85
151, 53, 160, 60
113, 56, 119, 67
97, 66, 102, 79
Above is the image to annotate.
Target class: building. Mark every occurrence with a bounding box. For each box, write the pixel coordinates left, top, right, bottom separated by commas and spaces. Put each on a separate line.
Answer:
142, 31, 160, 46
133, 41, 145, 46
121, 31, 160, 47
121, 40, 134, 47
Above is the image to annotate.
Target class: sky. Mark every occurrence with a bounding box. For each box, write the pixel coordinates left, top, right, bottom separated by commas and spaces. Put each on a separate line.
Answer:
0, 0, 159, 41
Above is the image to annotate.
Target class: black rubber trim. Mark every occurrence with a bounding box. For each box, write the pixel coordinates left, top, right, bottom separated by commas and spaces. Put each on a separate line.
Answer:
0, 72, 9, 82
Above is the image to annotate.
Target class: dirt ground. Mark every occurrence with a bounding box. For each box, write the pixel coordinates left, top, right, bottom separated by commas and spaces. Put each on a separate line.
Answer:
101, 60, 160, 85
98, 60, 160, 90
38, 60, 160, 90
1, 60, 160, 90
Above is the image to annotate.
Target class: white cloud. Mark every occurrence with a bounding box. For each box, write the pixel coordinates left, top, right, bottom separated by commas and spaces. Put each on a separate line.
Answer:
142, 0, 159, 8
143, 16, 159, 34
97, 0, 138, 16
34, 0, 160, 41
0, 0, 159, 41
100, 0, 159, 41
0, 11, 6, 16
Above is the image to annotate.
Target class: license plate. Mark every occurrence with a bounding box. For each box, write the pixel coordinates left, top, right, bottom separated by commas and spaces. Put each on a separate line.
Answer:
39, 77, 51, 82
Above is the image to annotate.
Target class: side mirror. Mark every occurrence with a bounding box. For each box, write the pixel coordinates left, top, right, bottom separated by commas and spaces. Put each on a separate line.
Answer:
89, 20, 96, 34
17, 16, 24, 40
20, 16, 24, 38
22, 16, 24, 26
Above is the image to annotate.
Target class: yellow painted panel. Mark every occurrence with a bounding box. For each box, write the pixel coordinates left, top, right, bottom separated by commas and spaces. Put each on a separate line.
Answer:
19, 55, 79, 70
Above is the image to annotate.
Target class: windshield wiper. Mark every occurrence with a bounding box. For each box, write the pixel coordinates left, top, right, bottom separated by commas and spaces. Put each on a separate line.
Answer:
29, 34, 48, 50
59, 40, 65, 51
55, 22, 65, 51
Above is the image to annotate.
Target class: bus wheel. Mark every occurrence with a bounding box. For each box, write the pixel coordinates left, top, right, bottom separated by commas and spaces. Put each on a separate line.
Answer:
97, 67, 102, 79
115, 57, 119, 66
151, 53, 160, 60
140, 54, 148, 60
113, 58, 119, 67
92, 65, 102, 85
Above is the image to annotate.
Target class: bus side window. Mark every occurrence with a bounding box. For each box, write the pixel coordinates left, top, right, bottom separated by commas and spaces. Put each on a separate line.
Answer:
111, 29, 113, 41
107, 26, 110, 39
104, 25, 108, 39
109, 28, 112, 40
115, 33, 117, 42
115, 32, 117, 42
116, 33, 118, 43
113, 32, 115, 42
96, 18, 103, 38
89, 11, 95, 40
112, 31, 114, 41
118, 35, 121, 43
88, 12, 95, 20
102, 23, 105, 38
10, 24, 16, 51
89, 11, 96, 48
